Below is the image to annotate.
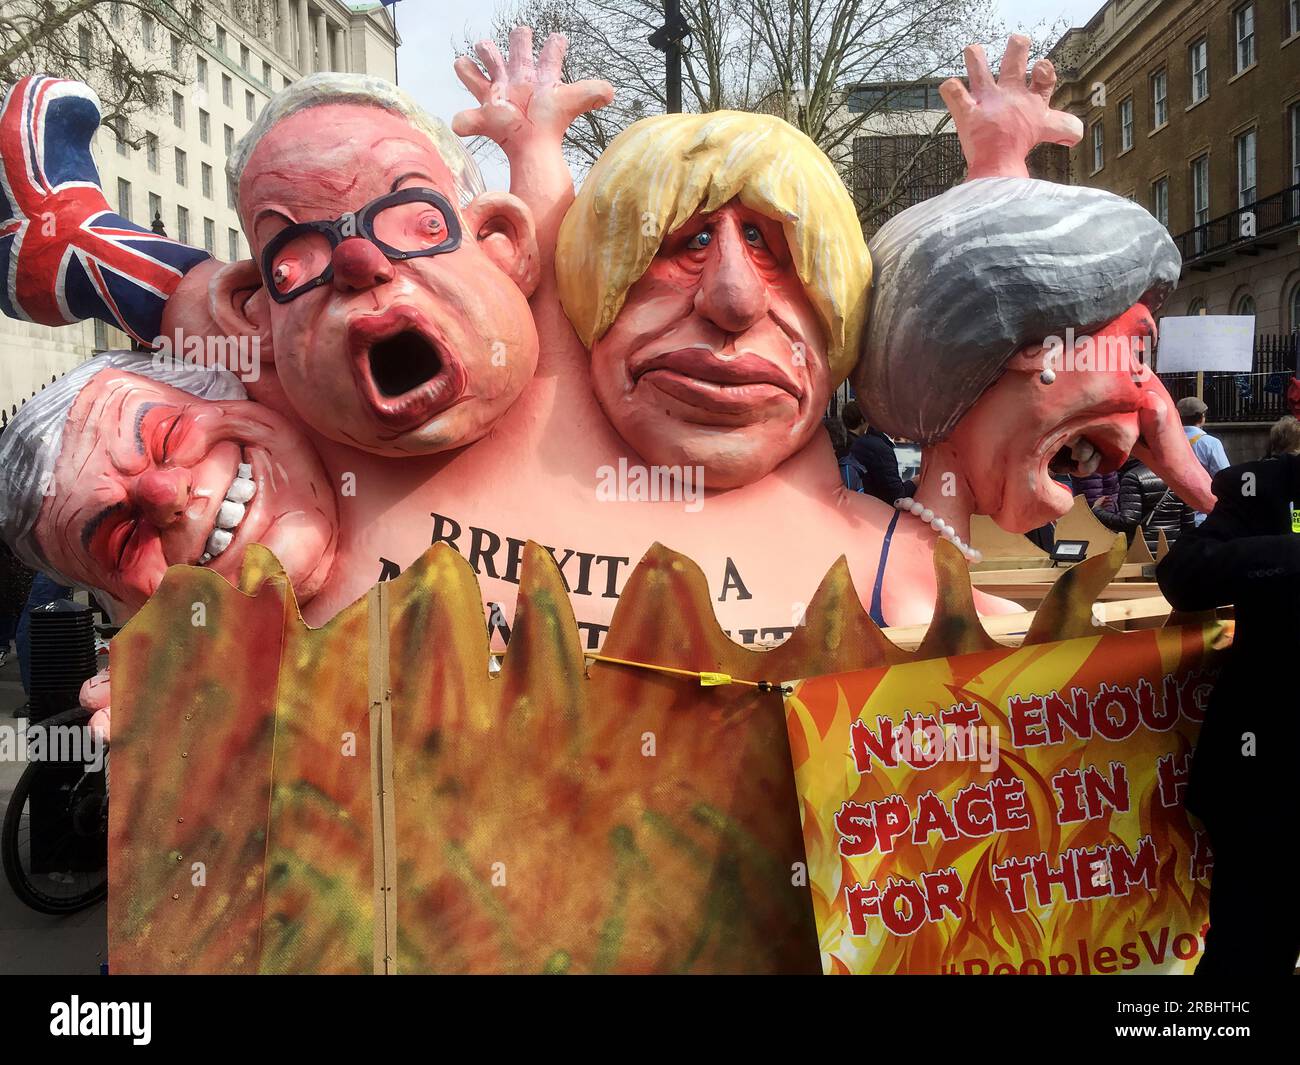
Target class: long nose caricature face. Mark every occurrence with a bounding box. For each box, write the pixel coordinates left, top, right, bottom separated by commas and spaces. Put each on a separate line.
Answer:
589, 200, 830, 489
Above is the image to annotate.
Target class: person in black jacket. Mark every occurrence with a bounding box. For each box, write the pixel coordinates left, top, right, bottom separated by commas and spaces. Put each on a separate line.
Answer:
1094, 457, 1195, 550
842, 406, 915, 505
1156, 456, 1300, 975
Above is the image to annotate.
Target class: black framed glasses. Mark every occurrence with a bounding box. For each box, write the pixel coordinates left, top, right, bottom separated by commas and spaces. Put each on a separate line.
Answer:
260, 187, 463, 303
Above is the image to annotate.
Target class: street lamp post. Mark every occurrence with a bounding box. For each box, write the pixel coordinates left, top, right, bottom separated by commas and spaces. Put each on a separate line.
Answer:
648, 0, 691, 114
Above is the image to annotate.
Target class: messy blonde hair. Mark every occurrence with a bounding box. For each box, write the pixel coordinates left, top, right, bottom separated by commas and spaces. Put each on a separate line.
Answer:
556, 111, 871, 384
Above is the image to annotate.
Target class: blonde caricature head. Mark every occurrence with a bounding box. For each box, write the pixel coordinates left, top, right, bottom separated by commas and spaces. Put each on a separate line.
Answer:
556, 110, 871, 385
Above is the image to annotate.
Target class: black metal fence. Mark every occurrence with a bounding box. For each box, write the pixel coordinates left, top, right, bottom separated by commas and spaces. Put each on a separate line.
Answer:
1158, 333, 1298, 424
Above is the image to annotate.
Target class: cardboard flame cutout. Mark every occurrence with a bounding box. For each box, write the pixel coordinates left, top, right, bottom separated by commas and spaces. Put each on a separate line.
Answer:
108, 535, 1218, 974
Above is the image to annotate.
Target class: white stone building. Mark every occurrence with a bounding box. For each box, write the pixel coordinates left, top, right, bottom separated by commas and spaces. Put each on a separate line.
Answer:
0, 0, 398, 416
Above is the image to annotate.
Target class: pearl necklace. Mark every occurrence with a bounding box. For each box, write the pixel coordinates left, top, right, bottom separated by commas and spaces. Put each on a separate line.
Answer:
893, 497, 982, 563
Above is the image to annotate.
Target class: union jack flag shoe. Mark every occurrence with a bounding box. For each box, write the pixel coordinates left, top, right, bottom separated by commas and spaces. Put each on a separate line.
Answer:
0, 75, 210, 347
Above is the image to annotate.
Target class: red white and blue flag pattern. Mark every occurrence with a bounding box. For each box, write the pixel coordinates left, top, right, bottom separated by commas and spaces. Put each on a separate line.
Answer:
0, 75, 209, 346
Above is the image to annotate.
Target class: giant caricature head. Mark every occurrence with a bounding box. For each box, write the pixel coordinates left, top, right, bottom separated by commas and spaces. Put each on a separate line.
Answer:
222, 74, 541, 457
0, 352, 338, 619
556, 111, 871, 490
855, 178, 1214, 534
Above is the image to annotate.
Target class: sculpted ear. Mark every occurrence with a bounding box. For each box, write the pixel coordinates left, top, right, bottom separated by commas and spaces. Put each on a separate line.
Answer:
462, 191, 540, 298
207, 258, 272, 355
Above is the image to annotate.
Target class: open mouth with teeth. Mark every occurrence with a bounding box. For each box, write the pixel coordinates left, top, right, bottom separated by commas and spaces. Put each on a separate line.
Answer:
197, 455, 257, 566
1048, 435, 1110, 478
350, 312, 468, 433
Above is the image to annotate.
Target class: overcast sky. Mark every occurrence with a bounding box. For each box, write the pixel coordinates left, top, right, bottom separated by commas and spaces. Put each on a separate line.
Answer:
391, 0, 1104, 189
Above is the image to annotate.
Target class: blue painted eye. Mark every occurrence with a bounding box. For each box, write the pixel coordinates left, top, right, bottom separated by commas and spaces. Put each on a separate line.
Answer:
742, 223, 765, 247
686, 230, 712, 250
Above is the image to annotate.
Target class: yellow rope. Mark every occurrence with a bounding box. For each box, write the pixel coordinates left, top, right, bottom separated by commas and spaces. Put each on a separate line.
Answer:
584, 652, 788, 693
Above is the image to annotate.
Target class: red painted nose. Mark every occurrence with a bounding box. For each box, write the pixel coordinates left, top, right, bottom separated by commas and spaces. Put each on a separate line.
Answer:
332, 237, 394, 293
133, 468, 190, 527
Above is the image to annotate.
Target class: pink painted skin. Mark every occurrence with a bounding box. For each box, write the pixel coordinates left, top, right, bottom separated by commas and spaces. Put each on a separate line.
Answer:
36, 370, 338, 618
227, 103, 541, 458
904, 39, 1214, 543
158, 29, 1016, 639
590, 204, 831, 490
913, 304, 1215, 545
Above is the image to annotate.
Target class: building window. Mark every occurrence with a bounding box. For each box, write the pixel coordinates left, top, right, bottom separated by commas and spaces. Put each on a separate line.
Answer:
1151, 70, 1167, 129
1291, 283, 1300, 331
227, 174, 237, 209
175, 147, 187, 187
216, 26, 227, 54
170, 32, 181, 72
171, 91, 184, 128
94, 319, 107, 351
245, 90, 256, 121
262, 60, 272, 86
1233, 4, 1255, 74
146, 133, 158, 172
1191, 153, 1210, 229
224, 124, 234, 155
1189, 38, 1208, 103
846, 83, 944, 113
1091, 122, 1103, 172
240, 44, 250, 70
203, 217, 215, 254
1291, 104, 1300, 191
201, 162, 213, 199
197, 56, 208, 86
222, 74, 232, 107
148, 192, 162, 228
1188, 297, 1207, 315
77, 26, 92, 64
199, 109, 210, 144
142, 15, 155, 50
1236, 128, 1257, 207
1152, 177, 1169, 227
228, 227, 240, 261
116, 178, 131, 221
1290, 0, 1300, 38
1119, 98, 1133, 152
113, 116, 127, 156
1236, 293, 1256, 317
177, 205, 190, 244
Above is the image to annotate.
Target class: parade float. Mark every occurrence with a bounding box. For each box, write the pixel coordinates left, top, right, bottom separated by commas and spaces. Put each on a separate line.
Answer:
0, 30, 1223, 973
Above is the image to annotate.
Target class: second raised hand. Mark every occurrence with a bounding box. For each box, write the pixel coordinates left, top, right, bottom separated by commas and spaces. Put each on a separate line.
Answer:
452, 26, 613, 156
939, 34, 1083, 181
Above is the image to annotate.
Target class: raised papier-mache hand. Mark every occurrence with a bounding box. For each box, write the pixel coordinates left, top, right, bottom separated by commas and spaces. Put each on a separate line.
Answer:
0, 75, 209, 345
453, 27, 613, 254
939, 34, 1083, 181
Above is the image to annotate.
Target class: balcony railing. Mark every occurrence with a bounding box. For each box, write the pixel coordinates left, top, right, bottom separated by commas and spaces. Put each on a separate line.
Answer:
1174, 182, 1300, 265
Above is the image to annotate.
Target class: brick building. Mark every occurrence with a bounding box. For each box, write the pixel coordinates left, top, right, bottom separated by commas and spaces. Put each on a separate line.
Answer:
1049, 0, 1300, 334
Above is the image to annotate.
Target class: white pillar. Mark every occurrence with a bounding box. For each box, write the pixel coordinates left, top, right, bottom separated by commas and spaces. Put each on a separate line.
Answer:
276, 0, 291, 55
313, 10, 328, 72
296, 0, 311, 74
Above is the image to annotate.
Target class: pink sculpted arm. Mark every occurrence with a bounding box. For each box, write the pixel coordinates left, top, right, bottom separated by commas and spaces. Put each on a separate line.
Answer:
939, 34, 1083, 181
452, 26, 613, 269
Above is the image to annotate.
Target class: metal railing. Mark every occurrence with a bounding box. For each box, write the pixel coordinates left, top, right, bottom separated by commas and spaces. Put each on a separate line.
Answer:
1158, 333, 1298, 424
1174, 183, 1300, 263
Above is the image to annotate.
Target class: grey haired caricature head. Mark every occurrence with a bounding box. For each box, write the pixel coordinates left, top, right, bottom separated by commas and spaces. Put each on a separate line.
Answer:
854, 177, 1181, 444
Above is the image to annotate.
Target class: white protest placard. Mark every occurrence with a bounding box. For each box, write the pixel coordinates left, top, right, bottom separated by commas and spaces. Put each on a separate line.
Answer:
1155, 315, 1255, 373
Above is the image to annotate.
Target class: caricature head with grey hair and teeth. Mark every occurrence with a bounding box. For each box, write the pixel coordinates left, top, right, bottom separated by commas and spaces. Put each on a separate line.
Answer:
853, 177, 1216, 539
0, 352, 338, 619
210, 72, 542, 458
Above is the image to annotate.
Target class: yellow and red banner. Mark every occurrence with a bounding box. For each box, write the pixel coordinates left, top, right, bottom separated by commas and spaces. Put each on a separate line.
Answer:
784, 624, 1222, 975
